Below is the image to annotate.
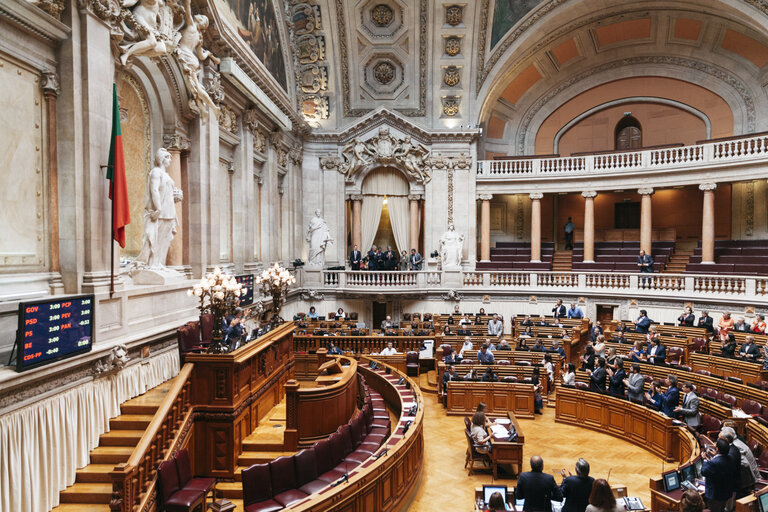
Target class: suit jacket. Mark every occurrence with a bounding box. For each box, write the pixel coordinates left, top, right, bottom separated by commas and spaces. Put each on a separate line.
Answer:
648, 344, 666, 365
516, 471, 563, 512
627, 373, 645, 403
609, 369, 626, 397
678, 314, 695, 327
409, 253, 423, 270
553, 304, 566, 318
734, 323, 749, 332
367, 250, 378, 270
660, 386, 679, 417
589, 367, 606, 393
349, 250, 361, 269
442, 371, 458, 388
679, 391, 701, 427
560, 476, 594, 512
698, 316, 715, 333
637, 254, 654, 272
740, 342, 760, 360
635, 316, 652, 333
384, 250, 396, 270
702, 454, 737, 501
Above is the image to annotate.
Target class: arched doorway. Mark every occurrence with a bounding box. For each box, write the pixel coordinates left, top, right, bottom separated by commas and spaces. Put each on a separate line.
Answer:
360, 167, 410, 254
615, 116, 642, 150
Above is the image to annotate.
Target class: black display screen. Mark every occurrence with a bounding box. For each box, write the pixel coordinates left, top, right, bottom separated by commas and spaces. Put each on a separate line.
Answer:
16, 295, 94, 372
236, 274, 254, 306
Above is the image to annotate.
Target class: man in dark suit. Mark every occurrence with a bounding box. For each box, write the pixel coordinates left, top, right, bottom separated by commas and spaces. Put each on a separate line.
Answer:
678, 307, 695, 327
587, 358, 607, 393
349, 245, 362, 270
384, 246, 397, 270
637, 250, 654, 272
635, 310, 652, 333
739, 335, 760, 361
375, 247, 384, 270
647, 336, 666, 365
552, 299, 566, 319
698, 310, 715, 335
409, 248, 423, 270
442, 365, 459, 392
559, 458, 594, 512
660, 375, 680, 418
674, 382, 701, 428
367, 245, 378, 271
702, 439, 738, 512
515, 456, 563, 512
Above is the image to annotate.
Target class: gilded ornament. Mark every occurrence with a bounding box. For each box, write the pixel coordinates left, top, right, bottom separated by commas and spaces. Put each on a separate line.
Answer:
371, 4, 394, 27
443, 66, 460, 87
373, 61, 395, 84
445, 5, 463, 26
445, 37, 461, 56
442, 97, 460, 117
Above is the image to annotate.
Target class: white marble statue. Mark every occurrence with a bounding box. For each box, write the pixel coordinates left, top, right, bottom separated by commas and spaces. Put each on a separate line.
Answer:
136, 148, 183, 269
175, 0, 220, 117
120, 0, 179, 66
439, 224, 464, 270
306, 209, 334, 268
395, 136, 430, 182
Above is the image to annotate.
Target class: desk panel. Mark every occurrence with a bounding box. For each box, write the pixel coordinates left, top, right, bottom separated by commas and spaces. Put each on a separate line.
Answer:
446, 382, 536, 419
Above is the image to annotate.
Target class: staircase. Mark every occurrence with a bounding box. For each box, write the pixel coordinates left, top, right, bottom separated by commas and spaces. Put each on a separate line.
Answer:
50, 381, 174, 512
552, 250, 573, 272
663, 249, 693, 273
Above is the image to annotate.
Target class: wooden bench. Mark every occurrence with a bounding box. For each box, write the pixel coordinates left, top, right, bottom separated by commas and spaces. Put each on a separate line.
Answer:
445, 381, 537, 419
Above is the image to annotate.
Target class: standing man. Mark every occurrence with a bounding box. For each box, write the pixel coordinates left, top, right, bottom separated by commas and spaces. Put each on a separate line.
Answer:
702, 439, 738, 512
559, 458, 594, 512
647, 336, 666, 365
678, 307, 695, 327
675, 382, 701, 429
638, 250, 654, 287
567, 303, 583, 319
487, 314, 503, 338
721, 426, 759, 498
660, 375, 680, 418
552, 299, 566, 320
635, 310, 652, 334
409, 248, 423, 270
384, 245, 397, 270
587, 358, 607, 393
367, 245, 378, 271
698, 310, 715, 335
477, 343, 495, 365
564, 217, 575, 250
625, 364, 645, 404
515, 456, 563, 512
349, 244, 362, 270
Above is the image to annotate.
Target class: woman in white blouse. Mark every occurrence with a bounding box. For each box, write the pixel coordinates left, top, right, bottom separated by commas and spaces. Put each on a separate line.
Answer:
563, 363, 576, 386
459, 337, 473, 358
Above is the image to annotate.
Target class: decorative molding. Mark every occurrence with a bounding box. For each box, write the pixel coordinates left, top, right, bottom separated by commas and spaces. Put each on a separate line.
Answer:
637, 187, 654, 196
286, 0, 329, 126
746, 181, 755, 237
699, 182, 717, 191
443, 66, 460, 87
374, 61, 396, 85
348, 194, 364, 201
581, 190, 597, 198
407, 194, 423, 201
163, 133, 191, 152
371, 4, 394, 27
445, 5, 463, 26
218, 103, 238, 135
41, 71, 60, 96
442, 289, 463, 301
442, 96, 460, 116
445, 36, 461, 57
478, 193, 494, 201
529, 192, 543, 200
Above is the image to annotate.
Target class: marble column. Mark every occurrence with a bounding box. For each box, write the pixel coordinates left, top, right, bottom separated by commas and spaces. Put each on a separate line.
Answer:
42, 72, 64, 292
478, 193, 493, 262
350, 194, 362, 250
582, 191, 597, 263
408, 194, 421, 252
638, 188, 654, 254
700, 183, 717, 264
163, 134, 190, 268
529, 192, 543, 262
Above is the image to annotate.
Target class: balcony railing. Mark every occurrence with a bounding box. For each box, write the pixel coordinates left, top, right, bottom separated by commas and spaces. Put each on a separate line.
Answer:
316, 270, 768, 302
477, 133, 768, 179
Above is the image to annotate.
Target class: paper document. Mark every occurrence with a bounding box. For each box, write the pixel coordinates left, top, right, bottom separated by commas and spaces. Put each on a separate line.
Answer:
491, 425, 509, 437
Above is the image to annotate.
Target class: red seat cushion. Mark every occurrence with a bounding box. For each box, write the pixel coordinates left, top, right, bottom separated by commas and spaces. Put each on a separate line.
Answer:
183, 476, 216, 493
244, 500, 284, 512
273, 489, 308, 508
369, 426, 390, 437
317, 468, 348, 483
164, 489, 205, 512
269, 456, 298, 496
344, 449, 373, 464
298, 479, 329, 495
358, 441, 381, 452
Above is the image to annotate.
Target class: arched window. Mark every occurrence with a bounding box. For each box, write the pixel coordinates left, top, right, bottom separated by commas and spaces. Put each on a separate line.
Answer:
615, 116, 642, 150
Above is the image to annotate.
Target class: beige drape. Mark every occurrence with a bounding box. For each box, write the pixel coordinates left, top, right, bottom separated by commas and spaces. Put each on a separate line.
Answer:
0, 349, 179, 512
361, 196, 383, 251
387, 196, 410, 254
361, 168, 409, 252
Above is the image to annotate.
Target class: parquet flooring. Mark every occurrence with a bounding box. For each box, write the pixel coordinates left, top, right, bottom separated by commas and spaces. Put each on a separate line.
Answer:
402, 393, 665, 511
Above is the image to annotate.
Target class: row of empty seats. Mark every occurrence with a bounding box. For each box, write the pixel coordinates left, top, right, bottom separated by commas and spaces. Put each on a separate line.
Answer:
687, 239, 768, 274
477, 241, 554, 271
571, 241, 673, 272
240, 381, 390, 512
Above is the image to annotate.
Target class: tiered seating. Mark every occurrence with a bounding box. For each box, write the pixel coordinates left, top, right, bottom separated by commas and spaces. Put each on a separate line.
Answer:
687, 239, 768, 274
476, 241, 553, 271
571, 241, 672, 272
157, 448, 216, 512
240, 382, 390, 512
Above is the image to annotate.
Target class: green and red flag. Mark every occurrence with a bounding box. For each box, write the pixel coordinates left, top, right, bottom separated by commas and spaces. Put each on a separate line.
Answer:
107, 83, 130, 248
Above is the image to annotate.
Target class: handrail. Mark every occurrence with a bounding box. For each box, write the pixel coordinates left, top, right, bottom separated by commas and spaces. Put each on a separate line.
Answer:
109, 363, 194, 512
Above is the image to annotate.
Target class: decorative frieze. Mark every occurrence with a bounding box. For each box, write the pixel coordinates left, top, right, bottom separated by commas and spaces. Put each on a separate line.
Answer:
218, 104, 238, 135
163, 133, 191, 152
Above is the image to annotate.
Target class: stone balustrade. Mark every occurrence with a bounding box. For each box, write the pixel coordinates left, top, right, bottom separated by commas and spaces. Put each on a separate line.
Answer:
312, 270, 768, 304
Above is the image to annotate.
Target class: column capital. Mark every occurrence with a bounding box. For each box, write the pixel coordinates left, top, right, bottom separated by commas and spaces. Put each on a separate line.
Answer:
477, 193, 493, 201
699, 183, 717, 191
347, 194, 364, 201
529, 192, 544, 200
41, 71, 60, 97
581, 190, 597, 198
638, 187, 654, 196
163, 133, 191, 152
407, 194, 423, 201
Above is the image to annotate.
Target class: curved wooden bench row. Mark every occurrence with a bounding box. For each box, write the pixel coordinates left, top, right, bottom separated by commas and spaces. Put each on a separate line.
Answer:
293, 335, 427, 354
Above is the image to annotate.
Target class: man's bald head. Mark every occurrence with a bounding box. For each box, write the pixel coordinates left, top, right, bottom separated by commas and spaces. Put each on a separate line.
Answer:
530, 456, 544, 472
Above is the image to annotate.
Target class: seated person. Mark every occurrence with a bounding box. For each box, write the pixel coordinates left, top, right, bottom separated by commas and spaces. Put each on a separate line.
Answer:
457, 328, 471, 336
446, 315, 455, 325
615, 321, 628, 333
453, 305, 461, 315
487, 491, 506, 512
520, 325, 534, 338
496, 339, 512, 351
739, 335, 760, 361
444, 347, 461, 364
751, 314, 765, 334
459, 314, 473, 326
464, 368, 479, 381
629, 341, 646, 362
550, 339, 566, 358
380, 341, 398, 356
469, 411, 491, 454
442, 364, 459, 389
721, 332, 737, 358
531, 339, 546, 352
307, 306, 318, 319
517, 338, 530, 351
328, 343, 343, 355
477, 343, 495, 364
459, 337, 473, 358
488, 314, 504, 338
380, 315, 395, 330
612, 331, 628, 344
335, 307, 346, 320
734, 316, 749, 332
481, 367, 499, 382
442, 325, 453, 335
520, 315, 534, 327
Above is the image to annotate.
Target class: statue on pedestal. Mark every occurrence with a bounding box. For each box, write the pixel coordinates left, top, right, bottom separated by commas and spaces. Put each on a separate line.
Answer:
439, 224, 464, 270
131, 147, 184, 284
306, 209, 333, 268
175, 0, 220, 118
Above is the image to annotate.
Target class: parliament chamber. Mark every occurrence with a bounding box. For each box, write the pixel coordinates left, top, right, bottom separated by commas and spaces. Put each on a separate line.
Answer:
6, 0, 768, 511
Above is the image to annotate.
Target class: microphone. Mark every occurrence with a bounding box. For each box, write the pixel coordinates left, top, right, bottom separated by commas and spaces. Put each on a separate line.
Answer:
373, 447, 389, 459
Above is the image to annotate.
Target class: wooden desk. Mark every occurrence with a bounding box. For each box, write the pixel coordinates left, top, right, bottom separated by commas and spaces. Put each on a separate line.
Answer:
437, 362, 552, 396
556, 386, 699, 463
689, 352, 768, 385
489, 412, 525, 478
446, 381, 536, 419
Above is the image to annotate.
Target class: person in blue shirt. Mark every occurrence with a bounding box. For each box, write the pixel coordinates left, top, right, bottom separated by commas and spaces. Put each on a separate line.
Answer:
567, 303, 583, 319
659, 375, 680, 417
550, 339, 566, 359
702, 439, 738, 512
328, 343, 343, 355
477, 343, 495, 364
635, 309, 652, 333
307, 306, 318, 319
644, 380, 663, 410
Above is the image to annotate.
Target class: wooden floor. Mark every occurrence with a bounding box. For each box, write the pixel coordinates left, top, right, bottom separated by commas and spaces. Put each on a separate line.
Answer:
402, 392, 664, 511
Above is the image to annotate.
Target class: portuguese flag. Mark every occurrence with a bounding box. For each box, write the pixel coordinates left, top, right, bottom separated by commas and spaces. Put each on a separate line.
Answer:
107, 83, 130, 248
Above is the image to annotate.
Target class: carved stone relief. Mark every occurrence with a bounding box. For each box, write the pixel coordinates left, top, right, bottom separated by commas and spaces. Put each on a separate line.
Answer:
374, 62, 395, 84
443, 66, 460, 87
445, 5, 463, 26
442, 96, 460, 116
287, 0, 330, 125
445, 36, 461, 56
218, 103, 238, 134
371, 4, 394, 26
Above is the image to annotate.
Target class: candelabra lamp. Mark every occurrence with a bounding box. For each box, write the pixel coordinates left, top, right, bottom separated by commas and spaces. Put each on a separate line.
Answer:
188, 267, 243, 353
256, 263, 296, 327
